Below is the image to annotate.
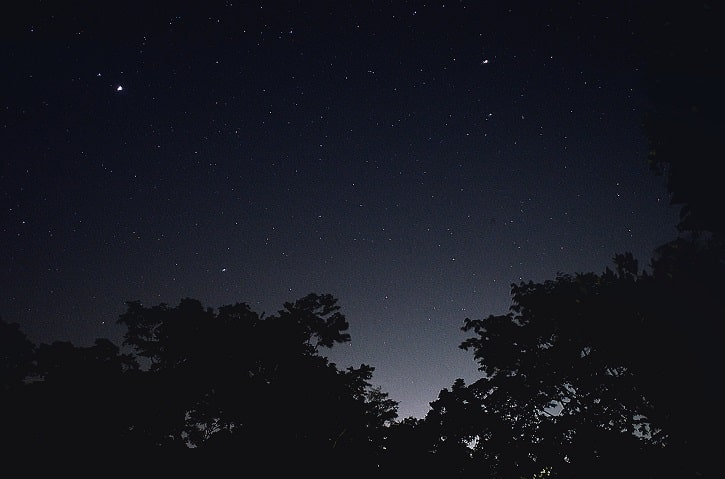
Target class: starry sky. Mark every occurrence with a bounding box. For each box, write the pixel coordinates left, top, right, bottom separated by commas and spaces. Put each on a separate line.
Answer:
2, 1, 679, 419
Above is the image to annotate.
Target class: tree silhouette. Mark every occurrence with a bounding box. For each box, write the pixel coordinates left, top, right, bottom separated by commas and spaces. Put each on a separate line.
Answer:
441, 249, 722, 478
636, 4, 725, 476
116, 292, 398, 470
637, 2, 725, 245
414, 7, 725, 475
0, 294, 398, 473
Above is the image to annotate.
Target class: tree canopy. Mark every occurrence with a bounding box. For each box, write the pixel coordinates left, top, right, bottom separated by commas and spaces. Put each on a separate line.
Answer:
1, 250, 721, 476
637, 1, 725, 245
412, 247, 723, 478
0, 294, 398, 473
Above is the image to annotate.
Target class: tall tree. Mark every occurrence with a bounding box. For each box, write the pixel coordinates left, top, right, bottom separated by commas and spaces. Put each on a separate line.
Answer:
116, 293, 398, 469
448, 252, 718, 478
637, 2, 725, 245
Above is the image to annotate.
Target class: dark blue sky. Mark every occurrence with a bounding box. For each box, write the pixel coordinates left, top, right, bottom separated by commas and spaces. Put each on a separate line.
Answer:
1, 1, 679, 419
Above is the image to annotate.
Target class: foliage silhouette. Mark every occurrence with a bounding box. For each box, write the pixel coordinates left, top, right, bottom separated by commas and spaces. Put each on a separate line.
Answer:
0, 294, 399, 473
398, 5, 725, 477
636, 4, 725, 475
422, 245, 723, 478
637, 2, 725, 245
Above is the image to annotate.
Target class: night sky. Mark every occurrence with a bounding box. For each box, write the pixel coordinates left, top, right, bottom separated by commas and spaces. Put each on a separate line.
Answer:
2, 1, 679, 419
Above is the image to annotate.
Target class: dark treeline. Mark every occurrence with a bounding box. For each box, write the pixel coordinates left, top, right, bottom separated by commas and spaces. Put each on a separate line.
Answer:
3, 237, 722, 477
2, 2, 723, 477
0, 294, 398, 473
